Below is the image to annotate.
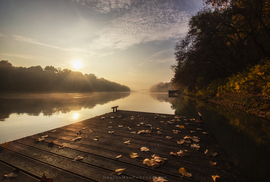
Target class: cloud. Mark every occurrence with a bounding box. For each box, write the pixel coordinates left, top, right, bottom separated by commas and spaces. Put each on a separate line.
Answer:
83, 0, 198, 53
12, 35, 92, 55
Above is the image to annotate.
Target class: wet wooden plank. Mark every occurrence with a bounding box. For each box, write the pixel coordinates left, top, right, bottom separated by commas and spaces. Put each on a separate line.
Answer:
0, 161, 39, 182
0, 110, 245, 182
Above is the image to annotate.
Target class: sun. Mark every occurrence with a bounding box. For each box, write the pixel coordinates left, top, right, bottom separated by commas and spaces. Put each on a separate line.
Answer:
71, 60, 83, 70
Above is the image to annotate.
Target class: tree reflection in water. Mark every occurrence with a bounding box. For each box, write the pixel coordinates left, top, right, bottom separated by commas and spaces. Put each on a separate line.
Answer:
151, 94, 270, 182
0, 92, 130, 121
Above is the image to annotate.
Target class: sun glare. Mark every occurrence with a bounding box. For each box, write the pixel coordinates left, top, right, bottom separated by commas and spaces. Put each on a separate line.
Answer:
71, 60, 83, 70
73, 113, 79, 119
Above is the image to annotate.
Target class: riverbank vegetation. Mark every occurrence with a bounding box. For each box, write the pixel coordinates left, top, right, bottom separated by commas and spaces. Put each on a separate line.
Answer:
172, 0, 270, 119
0, 61, 130, 92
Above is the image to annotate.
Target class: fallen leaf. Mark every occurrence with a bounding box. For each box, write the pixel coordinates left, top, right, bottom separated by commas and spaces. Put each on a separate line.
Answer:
141, 147, 149, 152
170, 152, 177, 156
2, 142, 8, 148
4, 172, 17, 178
172, 130, 180, 134
197, 128, 202, 130
180, 125, 185, 129
108, 126, 112, 128
72, 136, 82, 141
190, 143, 200, 150
179, 167, 192, 177
177, 139, 185, 145
157, 131, 162, 135
153, 176, 168, 182
166, 136, 172, 139
101, 117, 105, 120
108, 131, 114, 134
111, 116, 115, 119
127, 127, 132, 130
116, 155, 122, 159
42, 135, 49, 138
205, 149, 217, 157
74, 156, 83, 161
177, 150, 188, 157
203, 132, 208, 134
40, 174, 53, 182
36, 137, 45, 142
143, 154, 167, 168
140, 122, 144, 125
82, 127, 86, 130
192, 138, 200, 142
89, 129, 93, 133
93, 136, 99, 141
212, 175, 221, 181
184, 135, 192, 139
114, 168, 126, 175
118, 125, 123, 128
190, 130, 196, 133
124, 140, 131, 145
160, 121, 164, 123
59, 144, 65, 149
51, 130, 56, 133
131, 131, 136, 134
130, 152, 139, 158
210, 161, 217, 166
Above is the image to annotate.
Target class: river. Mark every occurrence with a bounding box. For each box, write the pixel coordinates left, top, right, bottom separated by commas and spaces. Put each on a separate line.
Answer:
0, 92, 269, 181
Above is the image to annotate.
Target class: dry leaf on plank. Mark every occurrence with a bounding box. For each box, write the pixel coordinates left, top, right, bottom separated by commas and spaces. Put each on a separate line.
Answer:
116, 155, 122, 159
130, 152, 139, 158
179, 167, 192, 178
124, 140, 131, 145
114, 168, 126, 175
153, 176, 168, 182
141, 147, 149, 152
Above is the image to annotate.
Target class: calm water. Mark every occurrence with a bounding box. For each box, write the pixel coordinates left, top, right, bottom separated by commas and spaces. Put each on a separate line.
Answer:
0, 92, 269, 181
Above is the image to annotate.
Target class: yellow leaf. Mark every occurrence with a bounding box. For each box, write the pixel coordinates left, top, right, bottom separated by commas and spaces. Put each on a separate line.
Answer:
179, 167, 192, 177
130, 152, 139, 158
116, 155, 122, 159
211, 175, 221, 181
115, 168, 126, 175
141, 147, 149, 152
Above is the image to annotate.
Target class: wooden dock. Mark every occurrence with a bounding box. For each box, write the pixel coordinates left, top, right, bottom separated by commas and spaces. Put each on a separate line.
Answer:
0, 110, 245, 182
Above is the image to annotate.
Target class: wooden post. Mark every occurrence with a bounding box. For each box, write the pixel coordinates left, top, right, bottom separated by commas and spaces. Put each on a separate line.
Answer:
111, 106, 119, 112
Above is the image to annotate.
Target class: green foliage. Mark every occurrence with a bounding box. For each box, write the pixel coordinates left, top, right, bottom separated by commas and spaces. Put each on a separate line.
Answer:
0, 61, 130, 92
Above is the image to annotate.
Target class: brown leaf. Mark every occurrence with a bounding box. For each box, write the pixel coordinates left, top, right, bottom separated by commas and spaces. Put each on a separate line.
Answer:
4, 172, 17, 178
179, 167, 192, 177
205, 149, 217, 157
141, 147, 149, 152
40, 174, 53, 182
74, 156, 83, 161
116, 155, 122, 159
2, 142, 8, 148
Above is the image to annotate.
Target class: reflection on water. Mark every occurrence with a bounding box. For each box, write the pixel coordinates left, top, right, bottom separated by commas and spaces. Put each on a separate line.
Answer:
0, 92, 130, 121
170, 95, 270, 182
0, 92, 174, 144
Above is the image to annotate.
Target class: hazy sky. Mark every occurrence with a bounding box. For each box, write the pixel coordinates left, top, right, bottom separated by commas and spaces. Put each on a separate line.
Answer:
0, 0, 203, 90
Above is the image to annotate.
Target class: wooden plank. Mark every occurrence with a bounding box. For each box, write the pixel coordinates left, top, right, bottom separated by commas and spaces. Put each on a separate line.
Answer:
0, 161, 39, 182
0, 110, 245, 182
3, 143, 140, 182
0, 149, 94, 182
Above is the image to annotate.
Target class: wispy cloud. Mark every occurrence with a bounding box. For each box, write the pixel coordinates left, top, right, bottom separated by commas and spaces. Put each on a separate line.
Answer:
12, 35, 92, 55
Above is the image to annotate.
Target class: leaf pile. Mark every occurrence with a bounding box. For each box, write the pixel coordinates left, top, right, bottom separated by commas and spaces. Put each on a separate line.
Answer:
143, 154, 167, 168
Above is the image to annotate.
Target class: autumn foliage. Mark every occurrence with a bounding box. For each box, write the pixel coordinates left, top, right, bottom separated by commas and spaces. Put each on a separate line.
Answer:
172, 0, 270, 96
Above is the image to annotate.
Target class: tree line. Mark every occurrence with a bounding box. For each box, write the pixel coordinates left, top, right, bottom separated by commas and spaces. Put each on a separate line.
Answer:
0, 61, 130, 92
172, 0, 270, 93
